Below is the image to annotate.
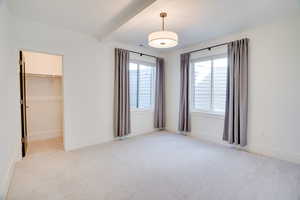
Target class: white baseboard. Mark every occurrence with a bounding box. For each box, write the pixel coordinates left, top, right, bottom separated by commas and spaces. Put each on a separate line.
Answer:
0, 143, 19, 200
65, 136, 113, 152
128, 129, 156, 137
66, 130, 157, 152
165, 129, 300, 165
245, 144, 300, 165
29, 129, 63, 141
189, 132, 300, 165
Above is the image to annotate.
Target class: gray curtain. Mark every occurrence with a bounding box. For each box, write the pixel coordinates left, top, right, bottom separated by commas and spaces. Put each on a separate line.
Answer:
154, 58, 166, 129
114, 48, 131, 137
223, 38, 249, 146
178, 53, 191, 132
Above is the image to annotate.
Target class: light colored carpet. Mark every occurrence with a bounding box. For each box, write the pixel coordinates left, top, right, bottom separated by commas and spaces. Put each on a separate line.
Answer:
7, 132, 300, 200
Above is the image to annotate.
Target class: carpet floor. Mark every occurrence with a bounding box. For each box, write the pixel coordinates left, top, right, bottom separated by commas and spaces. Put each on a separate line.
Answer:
7, 132, 300, 200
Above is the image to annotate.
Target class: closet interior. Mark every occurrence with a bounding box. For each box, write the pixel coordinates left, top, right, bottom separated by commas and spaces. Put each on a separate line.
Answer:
23, 51, 64, 156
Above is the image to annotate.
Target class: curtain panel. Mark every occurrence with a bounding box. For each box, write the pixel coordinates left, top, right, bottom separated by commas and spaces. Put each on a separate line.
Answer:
114, 48, 131, 137
223, 38, 249, 146
178, 53, 191, 132
154, 58, 166, 129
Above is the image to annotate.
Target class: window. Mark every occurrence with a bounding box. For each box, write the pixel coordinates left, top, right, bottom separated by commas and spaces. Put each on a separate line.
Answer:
129, 61, 155, 110
191, 55, 227, 114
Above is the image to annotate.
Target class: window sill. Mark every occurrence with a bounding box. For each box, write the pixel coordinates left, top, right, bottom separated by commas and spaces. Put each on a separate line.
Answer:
191, 110, 224, 120
131, 109, 154, 113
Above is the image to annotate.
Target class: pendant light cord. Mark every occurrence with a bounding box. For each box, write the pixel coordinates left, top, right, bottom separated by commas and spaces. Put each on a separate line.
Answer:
160, 12, 167, 31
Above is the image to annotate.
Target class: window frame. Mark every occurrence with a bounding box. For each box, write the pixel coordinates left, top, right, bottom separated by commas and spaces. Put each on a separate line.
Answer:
190, 54, 227, 116
129, 59, 156, 112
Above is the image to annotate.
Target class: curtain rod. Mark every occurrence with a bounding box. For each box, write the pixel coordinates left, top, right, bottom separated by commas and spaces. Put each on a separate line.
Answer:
128, 50, 158, 59
186, 42, 229, 54
186, 38, 248, 55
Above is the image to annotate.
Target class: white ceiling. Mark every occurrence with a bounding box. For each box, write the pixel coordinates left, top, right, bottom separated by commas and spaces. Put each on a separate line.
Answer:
7, 0, 300, 51
7, 0, 156, 39
111, 0, 300, 50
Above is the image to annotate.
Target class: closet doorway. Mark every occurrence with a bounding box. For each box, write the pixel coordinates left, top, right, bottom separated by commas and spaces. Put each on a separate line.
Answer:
19, 50, 64, 158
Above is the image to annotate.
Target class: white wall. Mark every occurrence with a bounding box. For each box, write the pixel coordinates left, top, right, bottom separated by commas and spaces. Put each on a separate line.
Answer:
165, 14, 300, 164
0, 1, 21, 199
0, 6, 160, 198
10, 15, 160, 151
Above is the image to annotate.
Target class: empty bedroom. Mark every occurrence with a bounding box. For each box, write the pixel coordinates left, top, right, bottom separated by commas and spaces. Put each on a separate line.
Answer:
0, 0, 299, 199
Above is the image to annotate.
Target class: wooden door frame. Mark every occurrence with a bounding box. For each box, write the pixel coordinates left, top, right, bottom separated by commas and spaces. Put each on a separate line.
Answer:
19, 50, 28, 157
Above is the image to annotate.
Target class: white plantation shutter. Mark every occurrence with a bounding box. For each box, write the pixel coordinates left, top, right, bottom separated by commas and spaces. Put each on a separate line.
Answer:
212, 58, 227, 112
129, 61, 155, 109
139, 65, 154, 108
193, 60, 212, 110
129, 63, 138, 108
192, 56, 227, 114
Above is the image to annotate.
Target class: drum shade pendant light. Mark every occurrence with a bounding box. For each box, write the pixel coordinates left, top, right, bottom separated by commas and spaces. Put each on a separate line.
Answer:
148, 12, 178, 48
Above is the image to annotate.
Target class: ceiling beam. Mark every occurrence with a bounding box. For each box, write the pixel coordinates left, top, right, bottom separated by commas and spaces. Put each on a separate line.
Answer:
96, 0, 156, 40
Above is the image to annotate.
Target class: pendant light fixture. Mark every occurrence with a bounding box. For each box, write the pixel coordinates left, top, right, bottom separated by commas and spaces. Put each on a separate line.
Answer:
148, 12, 178, 48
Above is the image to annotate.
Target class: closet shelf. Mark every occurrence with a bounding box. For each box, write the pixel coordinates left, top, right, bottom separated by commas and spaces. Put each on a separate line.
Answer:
25, 73, 62, 78
27, 96, 63, 101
